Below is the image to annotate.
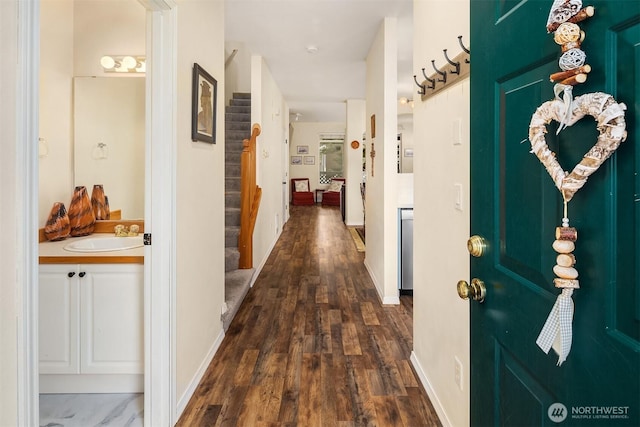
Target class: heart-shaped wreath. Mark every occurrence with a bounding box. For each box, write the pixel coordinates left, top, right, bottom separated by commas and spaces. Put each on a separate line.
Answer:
528, 91, 627, 201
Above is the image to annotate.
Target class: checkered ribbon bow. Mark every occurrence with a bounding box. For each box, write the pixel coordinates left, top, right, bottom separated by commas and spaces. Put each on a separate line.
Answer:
536, 288, 574, 366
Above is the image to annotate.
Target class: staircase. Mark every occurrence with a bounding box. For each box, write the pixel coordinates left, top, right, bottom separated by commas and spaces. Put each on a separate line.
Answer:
223, 93, 255, 330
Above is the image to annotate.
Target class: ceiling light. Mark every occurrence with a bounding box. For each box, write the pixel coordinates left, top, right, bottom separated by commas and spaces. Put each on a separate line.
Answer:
306, 45, 319, 54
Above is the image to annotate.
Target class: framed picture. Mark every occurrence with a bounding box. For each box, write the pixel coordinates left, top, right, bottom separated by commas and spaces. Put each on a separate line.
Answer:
404, 148, 414, 157
191, 63, 217, 143
303, 156, 315, 165
297, 145, 309, 154
291, 156, 302, 165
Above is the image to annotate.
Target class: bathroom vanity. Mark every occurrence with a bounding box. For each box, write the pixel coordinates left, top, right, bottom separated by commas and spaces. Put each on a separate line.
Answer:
38, 234, 144, 393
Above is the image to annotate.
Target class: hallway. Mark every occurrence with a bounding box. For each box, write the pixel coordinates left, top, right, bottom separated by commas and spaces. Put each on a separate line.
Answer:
177, 205, 440, 426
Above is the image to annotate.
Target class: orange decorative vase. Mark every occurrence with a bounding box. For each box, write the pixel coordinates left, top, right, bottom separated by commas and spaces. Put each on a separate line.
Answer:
91, 184, 110, 220
44, 202, 70, 241
68, 186, 95, 236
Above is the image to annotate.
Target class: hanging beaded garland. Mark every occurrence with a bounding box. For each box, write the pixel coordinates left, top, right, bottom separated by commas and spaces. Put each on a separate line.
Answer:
529, 1, 627, 366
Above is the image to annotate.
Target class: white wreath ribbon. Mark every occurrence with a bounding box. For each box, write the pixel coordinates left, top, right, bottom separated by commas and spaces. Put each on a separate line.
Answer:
536, 288, 574, 365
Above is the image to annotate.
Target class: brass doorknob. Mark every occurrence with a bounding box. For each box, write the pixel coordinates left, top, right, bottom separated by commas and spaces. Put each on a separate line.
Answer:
467, 235, 486, 257
457, 278, 486, 303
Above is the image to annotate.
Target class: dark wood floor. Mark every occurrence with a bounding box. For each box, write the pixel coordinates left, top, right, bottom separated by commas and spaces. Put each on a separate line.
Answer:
177, 205, 441, 426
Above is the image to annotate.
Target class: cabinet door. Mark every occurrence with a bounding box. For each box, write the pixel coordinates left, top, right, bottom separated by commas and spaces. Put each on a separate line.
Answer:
39, 265, 79, 373
80, 264, 143, 374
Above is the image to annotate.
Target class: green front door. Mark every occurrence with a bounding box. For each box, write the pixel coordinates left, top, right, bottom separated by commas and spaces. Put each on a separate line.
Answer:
470, 0, 639, 425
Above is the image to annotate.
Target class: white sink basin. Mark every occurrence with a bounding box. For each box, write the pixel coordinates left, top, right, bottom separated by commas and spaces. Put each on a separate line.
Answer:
63, 236, 144, 253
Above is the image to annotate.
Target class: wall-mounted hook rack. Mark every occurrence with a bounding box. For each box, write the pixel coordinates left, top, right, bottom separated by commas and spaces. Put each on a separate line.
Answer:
421, 68, 436, 89
443, 49, 460, 75
417, 35, 470, 102
413, 75, 426, 95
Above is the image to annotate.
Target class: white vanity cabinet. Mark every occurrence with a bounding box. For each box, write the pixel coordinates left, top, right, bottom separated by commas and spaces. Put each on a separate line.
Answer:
39, 263, 143, 393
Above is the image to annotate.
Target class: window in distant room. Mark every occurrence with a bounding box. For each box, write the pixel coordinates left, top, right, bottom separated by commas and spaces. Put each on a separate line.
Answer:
318, 133, 344, 184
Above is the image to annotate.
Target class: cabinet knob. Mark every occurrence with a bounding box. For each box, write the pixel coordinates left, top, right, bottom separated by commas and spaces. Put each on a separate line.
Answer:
79, 272, 86, 278
67, 272, 76, 278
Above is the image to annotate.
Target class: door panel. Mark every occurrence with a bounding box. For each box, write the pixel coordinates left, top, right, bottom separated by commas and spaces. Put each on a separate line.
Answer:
470, 1, 639, 425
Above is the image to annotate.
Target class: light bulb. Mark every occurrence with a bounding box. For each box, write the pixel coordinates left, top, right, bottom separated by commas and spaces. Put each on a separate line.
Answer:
122, 56, 137, 70
100, 56, 116, 69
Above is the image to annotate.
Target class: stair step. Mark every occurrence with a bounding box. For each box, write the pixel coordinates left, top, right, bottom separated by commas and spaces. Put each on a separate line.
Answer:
225, 112, 251, 122
226, 190, 241, 207
225, 177, 241, 192
222, 268, 254, 330
225, 248, 240, 272
226, 130, 250, 141
232, 92, 251, 99
226, 121, 251, 131
225, 207, 240, 226
225, 226, 240, 247
230, 99, 251, 108
225, 151, 242, 163
225, 163, 241, 177
226, 105, 251, 114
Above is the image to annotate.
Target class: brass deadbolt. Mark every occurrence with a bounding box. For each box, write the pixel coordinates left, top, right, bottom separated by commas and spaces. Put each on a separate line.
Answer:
467, 235, 486, 257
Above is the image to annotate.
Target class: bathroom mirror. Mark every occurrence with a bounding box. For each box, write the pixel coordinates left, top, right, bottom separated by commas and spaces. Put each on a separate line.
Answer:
73, 77, 145, 219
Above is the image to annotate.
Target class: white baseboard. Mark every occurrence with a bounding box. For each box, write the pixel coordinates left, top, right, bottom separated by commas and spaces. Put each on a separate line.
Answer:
410, 351, 452, 427
250, 229, 282, 287
363, 259, 400, 305
176, 329, 225, 419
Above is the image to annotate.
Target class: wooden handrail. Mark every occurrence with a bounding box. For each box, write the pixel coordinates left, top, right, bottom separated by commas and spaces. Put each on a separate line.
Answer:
238, 123, 262, 269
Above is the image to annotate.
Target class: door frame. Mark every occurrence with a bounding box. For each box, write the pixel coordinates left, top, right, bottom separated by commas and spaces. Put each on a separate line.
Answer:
14, 1, 179, 425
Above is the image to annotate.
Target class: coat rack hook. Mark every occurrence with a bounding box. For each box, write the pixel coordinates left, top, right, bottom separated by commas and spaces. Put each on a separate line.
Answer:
413, 75, 426, 95
443, 49, 460, 75
431, 60, 447, 83
421, 68, 436, 89
458, 35, 470, 63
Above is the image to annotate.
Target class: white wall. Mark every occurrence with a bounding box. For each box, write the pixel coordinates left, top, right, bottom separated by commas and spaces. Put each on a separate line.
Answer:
364, 17, 400, 305
411, 1, 471, 426
175, 0, 227, 412
250, 56, 290, 270
224, 41, 252, 106
289, 121, 346, 193
345, 99, 366, 226
1, 1, 20, 423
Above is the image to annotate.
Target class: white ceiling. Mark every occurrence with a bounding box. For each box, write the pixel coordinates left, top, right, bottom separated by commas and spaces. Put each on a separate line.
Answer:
225, 0, 414, 123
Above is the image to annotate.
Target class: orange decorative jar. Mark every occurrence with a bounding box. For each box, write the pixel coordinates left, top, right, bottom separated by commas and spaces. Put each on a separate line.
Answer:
44, 202, 71, 241
68, 186, 96, 236
91, 184, 110, 220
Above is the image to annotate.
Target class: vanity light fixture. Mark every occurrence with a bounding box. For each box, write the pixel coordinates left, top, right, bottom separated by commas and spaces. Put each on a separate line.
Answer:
100, 55, 146, 73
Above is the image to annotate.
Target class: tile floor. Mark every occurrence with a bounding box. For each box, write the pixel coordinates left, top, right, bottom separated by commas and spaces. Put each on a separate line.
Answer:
40, 393, 143, 427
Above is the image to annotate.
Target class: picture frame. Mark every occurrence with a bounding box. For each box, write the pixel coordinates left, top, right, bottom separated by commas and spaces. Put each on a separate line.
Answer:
291, 156, 302, 165
191, 63, 217, 144
303, 156, 315, 165
297, 145, 309, 154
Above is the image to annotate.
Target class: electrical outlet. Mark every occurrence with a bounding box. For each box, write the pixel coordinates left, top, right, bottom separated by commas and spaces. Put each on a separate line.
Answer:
454, 356, 463, 391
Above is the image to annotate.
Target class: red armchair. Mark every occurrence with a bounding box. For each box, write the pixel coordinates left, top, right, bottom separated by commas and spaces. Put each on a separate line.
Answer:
291, 178, 314, 206
322, 178, 345, 206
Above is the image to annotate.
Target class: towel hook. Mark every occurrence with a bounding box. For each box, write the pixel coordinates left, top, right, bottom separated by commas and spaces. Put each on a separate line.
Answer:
413, 75, 426, 95
421, 68, 436, 89
443, 49, 460, 75
458, 35, 470, 63
431, 60, 447, 83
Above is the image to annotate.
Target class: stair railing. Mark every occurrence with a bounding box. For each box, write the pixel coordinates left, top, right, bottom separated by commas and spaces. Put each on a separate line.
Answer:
238, 123, 262, 269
